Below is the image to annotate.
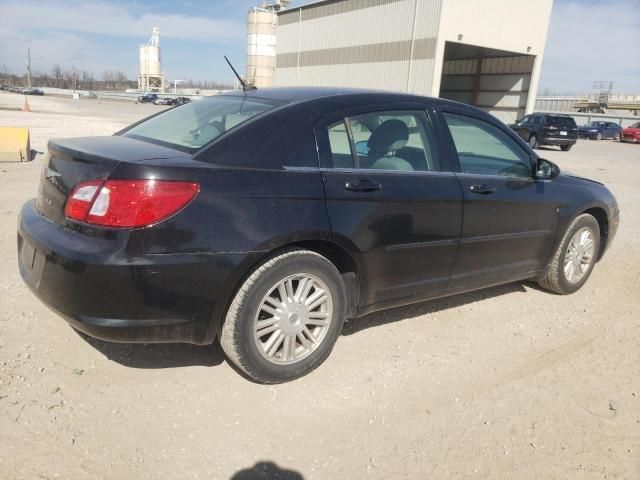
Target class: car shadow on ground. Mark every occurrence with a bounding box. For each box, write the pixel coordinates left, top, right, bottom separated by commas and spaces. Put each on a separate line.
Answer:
342, 282, 529, 336
231, 462, 304, 480
78, 332, 225, 369
78, 282, 530, 369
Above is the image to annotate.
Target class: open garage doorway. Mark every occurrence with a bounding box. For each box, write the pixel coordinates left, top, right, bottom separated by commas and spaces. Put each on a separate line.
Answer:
438, 42, 535, 124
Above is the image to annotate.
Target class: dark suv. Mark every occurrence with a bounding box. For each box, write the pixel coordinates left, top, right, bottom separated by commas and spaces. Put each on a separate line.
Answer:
138, 93, 159, 103
510, 113, 578, 151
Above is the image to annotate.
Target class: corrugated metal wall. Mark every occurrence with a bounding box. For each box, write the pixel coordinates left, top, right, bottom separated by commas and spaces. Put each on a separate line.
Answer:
275, 0, 442, 96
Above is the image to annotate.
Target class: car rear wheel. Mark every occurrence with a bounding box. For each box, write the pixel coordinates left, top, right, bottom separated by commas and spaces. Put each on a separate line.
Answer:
596, 132, 603, 141
560, 144, 573, 151
538, 214, 600, 294
528, 135, 538, 149
614, 132, 621, 141
220, 249, 346, 383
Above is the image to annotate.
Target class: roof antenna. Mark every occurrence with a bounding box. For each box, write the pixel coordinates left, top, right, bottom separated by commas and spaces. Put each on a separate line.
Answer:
224, 56, 256, 92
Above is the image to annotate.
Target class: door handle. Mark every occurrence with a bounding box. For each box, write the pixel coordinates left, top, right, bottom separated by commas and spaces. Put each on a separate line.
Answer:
344, 179, 381, 193
469, 184, 496, 195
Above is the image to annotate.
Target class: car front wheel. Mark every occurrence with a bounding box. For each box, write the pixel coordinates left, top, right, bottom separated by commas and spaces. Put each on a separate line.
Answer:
220, 249, 346, 383
538, 214, 600, 294
561, 144, 573, 151
529, 135, 538, 149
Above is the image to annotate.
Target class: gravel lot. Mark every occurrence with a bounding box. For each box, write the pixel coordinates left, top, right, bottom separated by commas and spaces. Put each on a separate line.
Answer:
0, 92, 638, 479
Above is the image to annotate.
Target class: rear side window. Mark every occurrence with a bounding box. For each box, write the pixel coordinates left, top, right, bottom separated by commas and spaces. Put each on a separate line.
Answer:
124, 96, 277, 152
443, 112, 532, 178
547, 116, 576, 128
326, 111, 440, 172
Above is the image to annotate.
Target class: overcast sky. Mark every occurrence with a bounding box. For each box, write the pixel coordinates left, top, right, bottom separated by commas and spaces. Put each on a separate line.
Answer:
0, 0, 638, 93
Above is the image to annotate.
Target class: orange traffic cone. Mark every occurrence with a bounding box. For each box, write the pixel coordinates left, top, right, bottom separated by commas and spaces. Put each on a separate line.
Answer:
22, 95, 31, 112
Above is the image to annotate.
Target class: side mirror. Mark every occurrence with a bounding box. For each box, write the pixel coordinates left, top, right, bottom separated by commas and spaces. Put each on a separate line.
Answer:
535, 158, 560, 180
355, 141, 369, 155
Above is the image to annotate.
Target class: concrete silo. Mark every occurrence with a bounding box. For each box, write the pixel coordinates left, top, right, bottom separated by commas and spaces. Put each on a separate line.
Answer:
246, 1, 289, 88
138, 27, 166, 93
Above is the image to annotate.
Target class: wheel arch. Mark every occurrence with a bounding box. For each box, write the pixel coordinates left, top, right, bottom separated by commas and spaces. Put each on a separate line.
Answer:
582, 206, 609, 261
206, 236, 362, 344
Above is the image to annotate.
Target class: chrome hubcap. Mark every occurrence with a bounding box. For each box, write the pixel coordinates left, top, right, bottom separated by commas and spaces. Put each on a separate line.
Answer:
564, 227, 595, 284
254, 274, 333, 365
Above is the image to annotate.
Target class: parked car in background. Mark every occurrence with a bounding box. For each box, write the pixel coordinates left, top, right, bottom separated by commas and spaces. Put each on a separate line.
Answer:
81, 91, 98, 99
621, 122, 640, 143
510, 113, 578, 151
138, 93, 159, 103
578, 121, 623, 141
22, 88, 44, 96
17, 88, 619, 383
175, 97, 191, 106
153, 97, 177, 106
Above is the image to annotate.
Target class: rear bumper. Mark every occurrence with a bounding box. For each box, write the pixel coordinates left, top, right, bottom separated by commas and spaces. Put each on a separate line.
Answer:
540, 136, 577, 146
17, 200, 251, 344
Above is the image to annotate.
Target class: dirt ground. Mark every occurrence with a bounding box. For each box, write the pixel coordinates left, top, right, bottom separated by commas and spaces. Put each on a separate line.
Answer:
0, 92, 638, 479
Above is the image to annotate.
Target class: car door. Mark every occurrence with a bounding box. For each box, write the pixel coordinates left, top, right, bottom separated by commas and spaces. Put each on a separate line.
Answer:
436, 106, 560, 288
316, 105, 463, 310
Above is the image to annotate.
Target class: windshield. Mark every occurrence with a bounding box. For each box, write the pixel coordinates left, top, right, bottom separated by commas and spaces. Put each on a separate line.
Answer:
631, 122, 640, 129
587, 121, 604, 127
124, 95, 277, 151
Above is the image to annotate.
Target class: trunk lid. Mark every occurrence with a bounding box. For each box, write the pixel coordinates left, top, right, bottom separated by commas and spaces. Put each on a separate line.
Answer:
36, 136, 190, 224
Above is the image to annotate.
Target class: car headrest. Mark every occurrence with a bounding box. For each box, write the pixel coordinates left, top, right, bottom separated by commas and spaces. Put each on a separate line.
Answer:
368, 119, 409, 155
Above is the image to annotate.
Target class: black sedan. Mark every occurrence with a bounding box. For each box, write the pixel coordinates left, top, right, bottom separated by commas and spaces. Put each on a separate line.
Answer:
17, 88, 619, 383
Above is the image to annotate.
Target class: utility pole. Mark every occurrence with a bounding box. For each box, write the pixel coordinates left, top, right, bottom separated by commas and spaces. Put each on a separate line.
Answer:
173, 79, 185, 94
26, 48, 32, 87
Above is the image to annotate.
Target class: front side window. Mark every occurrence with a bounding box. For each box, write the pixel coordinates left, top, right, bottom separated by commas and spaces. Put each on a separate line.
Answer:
124, 96, 277, 152
326, 111, 439, 172
443, 112, 532, 178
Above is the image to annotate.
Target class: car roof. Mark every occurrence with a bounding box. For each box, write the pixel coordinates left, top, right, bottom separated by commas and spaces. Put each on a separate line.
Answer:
215, 86, 450, 106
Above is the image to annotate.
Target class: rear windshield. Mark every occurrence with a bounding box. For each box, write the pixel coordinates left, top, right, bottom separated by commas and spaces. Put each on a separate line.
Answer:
547, 116, 576, 128
124, 96, 277, 151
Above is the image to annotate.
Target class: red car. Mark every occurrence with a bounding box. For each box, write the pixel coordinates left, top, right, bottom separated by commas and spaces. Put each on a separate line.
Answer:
622, 121, 640, 143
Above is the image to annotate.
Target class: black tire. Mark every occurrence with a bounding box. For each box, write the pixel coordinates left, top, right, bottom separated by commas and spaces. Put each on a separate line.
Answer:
220, 249, 346, 383
538, 214, 600, 295
528, 134, 538, 149
615, 132, 621, 142
560, 144, 573, 151
596, 132, 603, 141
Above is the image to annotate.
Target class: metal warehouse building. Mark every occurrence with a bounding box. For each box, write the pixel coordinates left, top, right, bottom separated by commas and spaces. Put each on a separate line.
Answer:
274, 0, 553, 123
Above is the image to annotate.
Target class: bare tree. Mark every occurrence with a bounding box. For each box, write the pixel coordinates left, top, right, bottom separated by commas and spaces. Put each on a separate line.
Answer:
51, 64, 64, 88
0, 64, 10, 85
80, 70, 95, 90
114, 71, 128, 90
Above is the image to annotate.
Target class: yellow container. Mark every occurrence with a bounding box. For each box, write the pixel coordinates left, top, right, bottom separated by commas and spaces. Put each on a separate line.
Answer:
0, 127, 32, 162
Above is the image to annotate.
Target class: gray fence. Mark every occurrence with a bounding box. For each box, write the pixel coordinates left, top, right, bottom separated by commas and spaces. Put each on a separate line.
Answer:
38, 87, 231, 102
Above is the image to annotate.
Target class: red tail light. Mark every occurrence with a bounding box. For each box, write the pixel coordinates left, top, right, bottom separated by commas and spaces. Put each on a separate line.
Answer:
64, 180, 199, 228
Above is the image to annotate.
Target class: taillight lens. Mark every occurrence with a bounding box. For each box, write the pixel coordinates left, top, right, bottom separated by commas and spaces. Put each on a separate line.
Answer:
64, 180, 199, 228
